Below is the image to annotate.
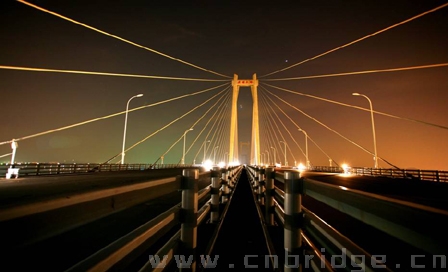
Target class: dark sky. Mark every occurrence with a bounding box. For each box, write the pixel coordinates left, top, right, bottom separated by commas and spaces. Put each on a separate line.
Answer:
1, 0, 447, 170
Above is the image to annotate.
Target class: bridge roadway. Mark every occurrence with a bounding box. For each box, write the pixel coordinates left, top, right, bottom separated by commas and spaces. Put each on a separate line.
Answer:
203, 168, 275, 271
1, 167, 447, 271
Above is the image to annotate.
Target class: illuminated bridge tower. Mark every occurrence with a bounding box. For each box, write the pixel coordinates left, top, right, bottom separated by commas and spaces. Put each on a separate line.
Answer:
229, 74, 260, 165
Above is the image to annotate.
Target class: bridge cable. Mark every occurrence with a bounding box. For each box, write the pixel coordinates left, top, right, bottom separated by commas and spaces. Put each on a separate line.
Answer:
191, 91, 232, 163
219, 99, 232, 162
259, 91, 299, 164
260, 3, 448, 78
260, 88, 337, 167
0, 65, 230, 82
259, 109, 275, 163
261, 99, 295, 165
220, 106, 232, 162
262, 86, 400, 169
0, 153, 13, 159
0, 83, 228, 146
200, 93, 231, 162
260, 88, 313, 161
173, 87, 231, 164
263, 83, 448, 131
210, 100, 232, 164
204, 93, 231, 162
261, 86, 348, 167
154, 90, 230, 165
261, 63, 448, 82
155, 88, 229, 165
17, 0, 231, 79
104, 86, 229, 164
172, 91, 230, 165
187, 87, 231, 162
259, 100, 284, 164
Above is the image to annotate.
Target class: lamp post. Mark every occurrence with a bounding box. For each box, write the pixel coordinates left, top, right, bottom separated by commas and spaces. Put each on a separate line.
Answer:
271, 147, 276, 165
181, 128, 193, 164
298, 129, 309, 169
280, 141, 287, 166
265, 149, 270, 165
353, 93, 378, 168
203, 140, 210, 164
213, 146, 219, 164
121, 94, 143, 164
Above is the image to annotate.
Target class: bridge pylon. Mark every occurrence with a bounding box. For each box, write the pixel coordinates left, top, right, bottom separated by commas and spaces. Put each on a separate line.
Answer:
230, 74, 260, 165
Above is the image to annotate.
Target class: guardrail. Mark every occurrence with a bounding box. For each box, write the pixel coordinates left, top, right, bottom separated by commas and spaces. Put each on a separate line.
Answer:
0, 172, 184, 248
311, 165, 448, 182
0, 162, 196, 177
247, 166, 448, 271
118, 165, 242, 272
4, 162, 447, 183
1, 165, 243, 271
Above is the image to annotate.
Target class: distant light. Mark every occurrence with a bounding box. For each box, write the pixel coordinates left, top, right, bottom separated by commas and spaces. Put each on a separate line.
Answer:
228, 160, 240, 166
352, 92, 360, 96
136, 94, 144, 97
339, 186, 348, 191
218, 161, 226, 168
298, 163, 306, 171
202, 159, 213, 171
341, 163, 351, 175
275, 163, 281, 168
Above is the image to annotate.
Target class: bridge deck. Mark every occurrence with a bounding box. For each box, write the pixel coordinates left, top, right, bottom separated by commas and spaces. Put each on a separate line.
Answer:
205, 169, 276, 271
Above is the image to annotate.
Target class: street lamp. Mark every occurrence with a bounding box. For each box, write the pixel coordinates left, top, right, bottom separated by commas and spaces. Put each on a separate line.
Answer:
352, 93, 378, 168
203, 140, 210, 164
270, 147, 276, 165
298, 129, 310, 168
213, 146, 219, 164
121, 94, 143, 164
181, 128, 193, 164
280, 141, 287, 166
265, 149, 270, 165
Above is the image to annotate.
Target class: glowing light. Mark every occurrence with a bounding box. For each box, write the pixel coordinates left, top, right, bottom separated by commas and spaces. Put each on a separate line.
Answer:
228, 160, 240, 166
202, 159, 213, 171
275, 163, 281, 168
218, 161, 226, 168
342, 164, 351, 175
297, 163, 306, 171
339, 186, 348, 190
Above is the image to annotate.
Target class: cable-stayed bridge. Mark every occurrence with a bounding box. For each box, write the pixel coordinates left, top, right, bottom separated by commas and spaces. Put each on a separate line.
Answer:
1, 1, 448, 271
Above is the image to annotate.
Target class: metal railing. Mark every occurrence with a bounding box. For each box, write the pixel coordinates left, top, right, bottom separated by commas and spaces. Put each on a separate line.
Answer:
3, 162, 447, 183
135, 165, 242, 272
0, 165, 243, 271
0, 162, 196, 177
247, 166, 448, 271
311, 165, 448, 182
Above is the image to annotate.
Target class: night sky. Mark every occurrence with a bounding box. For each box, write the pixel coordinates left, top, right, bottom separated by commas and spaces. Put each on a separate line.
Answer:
1, 0, 447, 170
